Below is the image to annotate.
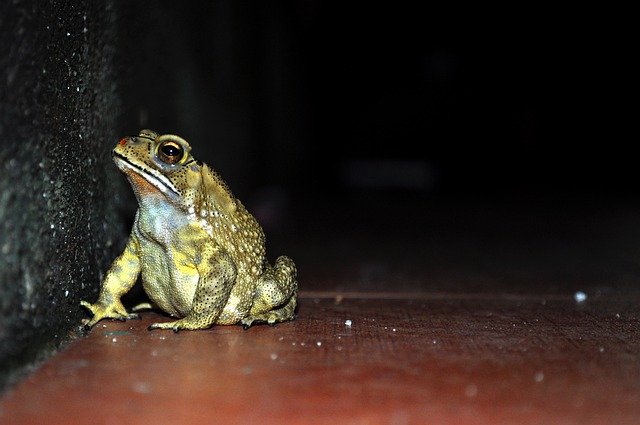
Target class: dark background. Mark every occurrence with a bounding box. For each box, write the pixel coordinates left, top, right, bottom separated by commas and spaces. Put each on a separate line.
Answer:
118, 3, 634, 200
116, 3, 638, 295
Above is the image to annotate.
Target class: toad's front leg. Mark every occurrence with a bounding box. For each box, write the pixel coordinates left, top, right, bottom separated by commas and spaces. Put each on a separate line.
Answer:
148, 246, 236, 332
81, 235, 141, 328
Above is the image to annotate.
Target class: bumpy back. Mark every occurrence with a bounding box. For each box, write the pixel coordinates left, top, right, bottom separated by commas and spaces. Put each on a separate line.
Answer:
198, 163, 266, 277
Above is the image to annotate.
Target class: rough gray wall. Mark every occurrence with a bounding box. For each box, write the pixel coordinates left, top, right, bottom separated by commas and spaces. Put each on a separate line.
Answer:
0, 1, 126, 389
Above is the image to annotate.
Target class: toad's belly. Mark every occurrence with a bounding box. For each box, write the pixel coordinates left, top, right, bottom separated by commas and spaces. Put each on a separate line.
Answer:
139, 243, 199, 318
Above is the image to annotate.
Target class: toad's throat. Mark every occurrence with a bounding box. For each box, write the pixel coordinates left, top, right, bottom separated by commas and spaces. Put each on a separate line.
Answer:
113, 151, 180, 197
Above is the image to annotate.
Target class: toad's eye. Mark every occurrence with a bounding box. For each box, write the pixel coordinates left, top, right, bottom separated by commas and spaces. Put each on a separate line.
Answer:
157, 140, 184, 164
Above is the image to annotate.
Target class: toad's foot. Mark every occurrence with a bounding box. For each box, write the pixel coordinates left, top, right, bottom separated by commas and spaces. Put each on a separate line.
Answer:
147, 317, 213, 333
80, 300, 140, 328
241, 295, 297, 330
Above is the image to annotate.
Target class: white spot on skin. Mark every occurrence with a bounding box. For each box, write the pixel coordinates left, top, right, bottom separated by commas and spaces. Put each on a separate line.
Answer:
574, 291, 587, 303
534, 371, 544, 382
226, 294, 240, 312
344, 319, 352, 327
270, 353, 278, 360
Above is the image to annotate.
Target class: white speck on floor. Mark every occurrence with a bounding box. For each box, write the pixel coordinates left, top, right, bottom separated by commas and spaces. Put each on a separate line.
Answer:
534, 371, 544, 382
464, 384, 478, 398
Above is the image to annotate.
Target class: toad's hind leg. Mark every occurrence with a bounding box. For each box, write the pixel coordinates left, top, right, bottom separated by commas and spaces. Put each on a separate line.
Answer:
241, 256, 297, 328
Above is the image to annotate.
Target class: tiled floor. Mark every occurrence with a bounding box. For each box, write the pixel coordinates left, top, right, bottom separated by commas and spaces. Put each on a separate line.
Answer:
1, 292, 639, 424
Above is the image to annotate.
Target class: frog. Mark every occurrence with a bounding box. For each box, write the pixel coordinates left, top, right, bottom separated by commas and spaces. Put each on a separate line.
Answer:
81, 129, 297, 331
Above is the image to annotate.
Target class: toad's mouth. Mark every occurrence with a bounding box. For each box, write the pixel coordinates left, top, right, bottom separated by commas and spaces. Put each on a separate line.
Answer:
113, 151, 180, 198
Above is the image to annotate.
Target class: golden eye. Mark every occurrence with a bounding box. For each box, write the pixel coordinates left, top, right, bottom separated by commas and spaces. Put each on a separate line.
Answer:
157, 140, 184, 164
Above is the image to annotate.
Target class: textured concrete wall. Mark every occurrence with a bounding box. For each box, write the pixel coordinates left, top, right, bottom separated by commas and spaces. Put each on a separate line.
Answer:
0, 1, 126, 389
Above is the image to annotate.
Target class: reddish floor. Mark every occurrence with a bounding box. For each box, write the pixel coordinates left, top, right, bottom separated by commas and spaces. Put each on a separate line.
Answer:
1, 292, 639, 425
